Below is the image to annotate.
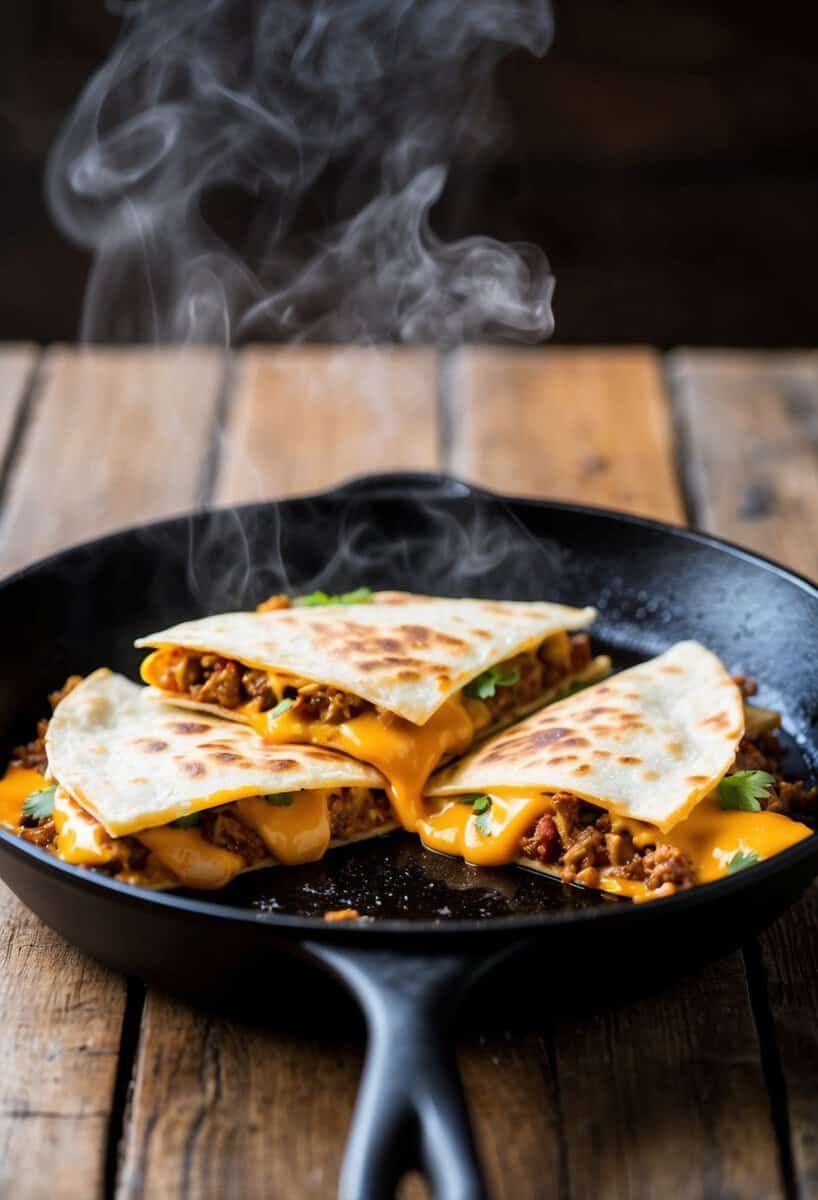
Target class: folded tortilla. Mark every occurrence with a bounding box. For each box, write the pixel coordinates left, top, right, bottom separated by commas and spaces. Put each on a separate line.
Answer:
136, 592, 609, 829
421, 642, 811, 900
41, 670, 395, 890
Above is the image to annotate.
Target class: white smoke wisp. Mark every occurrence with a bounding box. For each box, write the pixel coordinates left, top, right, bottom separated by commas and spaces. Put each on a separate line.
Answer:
46, 0, 555, 346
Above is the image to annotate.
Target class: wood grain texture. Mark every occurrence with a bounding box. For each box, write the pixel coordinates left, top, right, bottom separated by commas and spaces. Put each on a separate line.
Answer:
0, 346, 225, 572
671, 348, 818, 1197
118, 994, 364, 1200
448, 346, 784, 1199
0, 883, 127, 1200
0, 346, 225, 1200
447, 347, 685, 521
217, 346, 439, 503
670, 350, 818, 581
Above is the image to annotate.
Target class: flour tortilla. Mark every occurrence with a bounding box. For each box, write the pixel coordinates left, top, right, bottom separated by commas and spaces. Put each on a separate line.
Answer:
136, 592, 597, 726
426, 642, 744, 832
46, 670, 386, 837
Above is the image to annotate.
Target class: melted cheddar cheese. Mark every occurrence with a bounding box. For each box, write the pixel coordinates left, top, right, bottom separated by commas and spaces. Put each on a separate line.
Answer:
141, 648, 474, 831
418, 787, 812, 900
270, 702, 473, 831
236, 791, 331, 864
0, 765, 48, 829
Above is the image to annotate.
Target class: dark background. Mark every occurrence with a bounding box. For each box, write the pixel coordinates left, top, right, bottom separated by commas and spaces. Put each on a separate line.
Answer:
3, 1, 818, 347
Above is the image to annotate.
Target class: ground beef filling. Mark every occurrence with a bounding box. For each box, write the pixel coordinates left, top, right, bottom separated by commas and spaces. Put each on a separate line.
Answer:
518, 731, 818, 895
13, 675, 83, 771
519, 793, 697, 897
157, 632, 594, 724
19, 788, 391, 883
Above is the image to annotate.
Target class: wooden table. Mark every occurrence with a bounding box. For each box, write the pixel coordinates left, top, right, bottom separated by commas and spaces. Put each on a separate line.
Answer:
1, 343, 817, 1200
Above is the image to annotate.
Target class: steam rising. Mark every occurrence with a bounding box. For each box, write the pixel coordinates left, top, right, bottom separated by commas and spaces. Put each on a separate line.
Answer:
47, 0, 554, 345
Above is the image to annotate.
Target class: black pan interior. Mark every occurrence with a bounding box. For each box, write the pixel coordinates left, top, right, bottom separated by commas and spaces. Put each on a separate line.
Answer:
1, 472, 817, 931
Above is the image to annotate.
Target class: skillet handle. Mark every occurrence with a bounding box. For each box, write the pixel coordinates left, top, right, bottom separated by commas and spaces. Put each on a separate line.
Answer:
306, 943, 495, 1200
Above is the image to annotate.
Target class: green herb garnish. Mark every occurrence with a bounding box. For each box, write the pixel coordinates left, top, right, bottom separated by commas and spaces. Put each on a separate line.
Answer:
297, 588, 373, 607
269, 697, 294, 719
22, 785, 56, 822
727, 848, 760, 874
474, 802, 493, 836
454, 792, 493, 833
264, 793, 294, 806
171, 812, 201, 828
464, 665, 521, 700
718, 771, 774, 813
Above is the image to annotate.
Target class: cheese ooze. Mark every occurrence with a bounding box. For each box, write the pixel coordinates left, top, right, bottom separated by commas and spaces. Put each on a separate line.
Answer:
141, 648, 478, 830
0, 763, 379, 890
417, 787, 812, 899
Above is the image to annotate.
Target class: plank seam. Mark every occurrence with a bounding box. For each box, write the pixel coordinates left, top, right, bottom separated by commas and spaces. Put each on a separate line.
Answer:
438, 350, 457, 471
0, 350, 46, 523
197, 350, 234, 507
742, 940, 798, 1200
663, 353, 704, 527
105, 979, 147, 1200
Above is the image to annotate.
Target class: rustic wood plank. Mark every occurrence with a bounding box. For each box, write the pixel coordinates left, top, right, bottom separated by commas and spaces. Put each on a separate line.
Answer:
0, 346, 225, 572
671, 350, 818, 580
0, 346, 224, 1200
117, 995, 365, 1200
120, 346, 440, 1200
671, 348, 818, 1197
447, 346, 784, 1199
217, 346, 440, 503
448, 347, 685, 521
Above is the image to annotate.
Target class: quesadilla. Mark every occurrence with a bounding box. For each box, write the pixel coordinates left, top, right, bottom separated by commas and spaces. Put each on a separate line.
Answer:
1, 670, 395, 891
421, 642, 814, 901
136, 591, 610, 830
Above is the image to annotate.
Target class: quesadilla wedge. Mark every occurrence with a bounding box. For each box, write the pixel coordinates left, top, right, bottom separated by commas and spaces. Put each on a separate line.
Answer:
1, 670, 395, 891
136, 591, 610, 831
421, 642, 815, 901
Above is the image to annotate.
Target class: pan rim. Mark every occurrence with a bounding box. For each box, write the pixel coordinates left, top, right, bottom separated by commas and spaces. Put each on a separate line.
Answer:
1, 819, 816, 941
1, 470, 817, 940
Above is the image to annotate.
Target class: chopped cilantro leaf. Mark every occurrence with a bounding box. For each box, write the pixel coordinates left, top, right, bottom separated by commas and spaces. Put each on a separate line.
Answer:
269, 697, 294, 719
471, 794, 492, 815
171, 812, 201, 828
718, 770, 774, 813
727, 848, 760, 874
265, 793, 294, 806
22, 786, 56, 822
474, 802, 493, 836
297, 588, 373, 607
457, 792, 491, 806
464, 665, 521, 700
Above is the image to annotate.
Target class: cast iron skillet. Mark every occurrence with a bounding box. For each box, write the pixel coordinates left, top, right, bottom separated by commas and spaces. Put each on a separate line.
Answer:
1, 473, 817, 1200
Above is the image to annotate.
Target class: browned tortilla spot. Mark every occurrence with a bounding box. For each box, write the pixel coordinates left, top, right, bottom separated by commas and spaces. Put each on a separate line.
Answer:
686, 774, 708, 784
166, 721, 211, 735
593, 749, 612, 758
547, 755, 578, 765
471, 628, 491, 639
701, 712, 729, 730
134, 738, 168, 753
179, 760, 206, 777
210, 751, 243, 763
397, 670, 421, 682
642, 770, 659, 781
618, 755, 642, 764
573, 763, 592, 775
660, 664, 684, 674
666, 741, 683, 757
560, 737, 591, 749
